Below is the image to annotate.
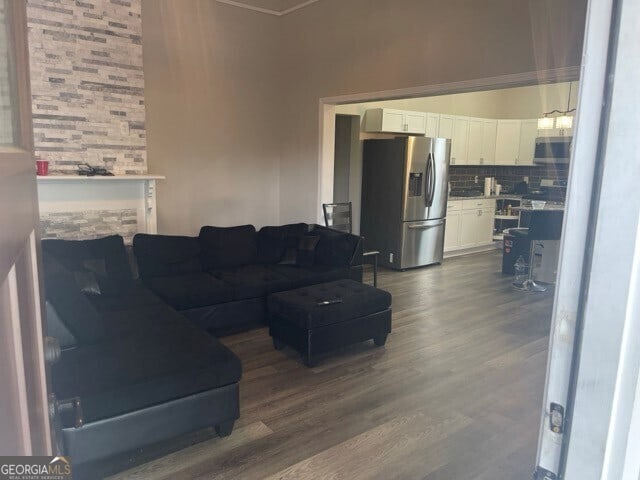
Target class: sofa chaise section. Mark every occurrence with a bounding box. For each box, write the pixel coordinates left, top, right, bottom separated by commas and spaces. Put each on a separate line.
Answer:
41, 236, 242, 471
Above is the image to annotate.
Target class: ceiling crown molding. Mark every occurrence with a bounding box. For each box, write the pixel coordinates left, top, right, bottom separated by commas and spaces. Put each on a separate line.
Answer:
216, 0, 320, 16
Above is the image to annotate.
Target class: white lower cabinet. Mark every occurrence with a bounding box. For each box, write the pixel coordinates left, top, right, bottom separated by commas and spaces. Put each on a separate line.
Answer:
459, 208, 494, 248
444, 200, 462, 251
444, 200, 495, 252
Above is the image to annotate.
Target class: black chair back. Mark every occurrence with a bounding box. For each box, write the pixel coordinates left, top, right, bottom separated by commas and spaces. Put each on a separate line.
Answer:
322, 202, 352, 234
528, 210, 564, 240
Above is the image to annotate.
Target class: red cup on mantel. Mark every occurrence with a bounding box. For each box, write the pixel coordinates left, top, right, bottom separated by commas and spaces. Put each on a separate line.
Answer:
36, 159, 49, 176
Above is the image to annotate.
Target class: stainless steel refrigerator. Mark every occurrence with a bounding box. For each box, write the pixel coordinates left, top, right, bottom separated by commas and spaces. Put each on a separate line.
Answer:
361, 136, 451, 270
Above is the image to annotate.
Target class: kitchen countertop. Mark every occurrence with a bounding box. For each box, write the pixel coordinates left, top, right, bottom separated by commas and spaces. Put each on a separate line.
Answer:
514, 204, 565, 212
448, 194, 523, 201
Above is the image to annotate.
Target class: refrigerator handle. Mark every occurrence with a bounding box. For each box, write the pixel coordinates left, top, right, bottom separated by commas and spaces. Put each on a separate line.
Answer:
429, 153, 436, 207
425, 153, 433, 207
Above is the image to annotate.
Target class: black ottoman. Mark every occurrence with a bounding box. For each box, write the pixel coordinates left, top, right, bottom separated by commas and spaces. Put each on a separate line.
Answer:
268, 280, 392, 367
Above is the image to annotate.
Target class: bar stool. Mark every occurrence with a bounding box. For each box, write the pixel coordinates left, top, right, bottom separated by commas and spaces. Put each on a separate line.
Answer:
511, 209, 564, 292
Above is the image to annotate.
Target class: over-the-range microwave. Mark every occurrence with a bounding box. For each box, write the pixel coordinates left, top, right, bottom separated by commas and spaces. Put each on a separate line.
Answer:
534, 136, 572, 164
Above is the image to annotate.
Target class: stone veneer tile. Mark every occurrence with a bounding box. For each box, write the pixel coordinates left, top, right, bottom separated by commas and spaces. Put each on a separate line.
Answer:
40, 209, 138, 243
27, 0, 146, 175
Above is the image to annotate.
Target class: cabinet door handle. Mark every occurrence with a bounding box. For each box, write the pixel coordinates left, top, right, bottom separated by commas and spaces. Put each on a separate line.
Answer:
451, 157, 456, 165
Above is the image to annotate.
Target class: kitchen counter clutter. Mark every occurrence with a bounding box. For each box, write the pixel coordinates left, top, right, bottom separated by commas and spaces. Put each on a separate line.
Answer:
449, 193, 522, 201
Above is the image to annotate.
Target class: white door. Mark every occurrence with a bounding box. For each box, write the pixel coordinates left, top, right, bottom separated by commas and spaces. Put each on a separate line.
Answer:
479, 208, 494, 244
438, 114, 454, 138
444, 212, 461, 251
459, 209, 483, 247
451, 116, 470, 165
466, 118, 483, 165
425, 113, 440, 138
517, 119, 538, 165
495, 119, 521, 165
481, 119, 497, 165
380, 109, 405, 132
536, 0, 640, 478
0, 0, 51, 456
405, 111, 427, 134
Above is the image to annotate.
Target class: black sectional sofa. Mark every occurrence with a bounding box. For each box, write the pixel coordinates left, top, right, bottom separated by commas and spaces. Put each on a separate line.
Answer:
133, 223, 363, 333
42, 223, 363, 472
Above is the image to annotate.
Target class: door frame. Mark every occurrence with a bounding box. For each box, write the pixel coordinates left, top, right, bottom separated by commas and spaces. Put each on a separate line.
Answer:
0, 0, 52, 456
554, 0, 640, 477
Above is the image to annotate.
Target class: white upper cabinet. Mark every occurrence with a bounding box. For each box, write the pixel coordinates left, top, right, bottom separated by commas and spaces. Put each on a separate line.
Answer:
364, 108, 427, 135
451, 116, 470, 166
467, 118, 484, 165
481, 119, 497, 165
517, 119, 538, 165
404, 111, 428, 134
495, 120, 521, 165
425, 113, 440, 138
439, 115, 470, 165
363, 109, 541, 166
438, 114, 455, 139
461, 117, 496, 165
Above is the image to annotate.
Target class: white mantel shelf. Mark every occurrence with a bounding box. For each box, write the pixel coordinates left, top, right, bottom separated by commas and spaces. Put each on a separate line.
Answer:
37, 174, 165, 235
37, 174, 165, 182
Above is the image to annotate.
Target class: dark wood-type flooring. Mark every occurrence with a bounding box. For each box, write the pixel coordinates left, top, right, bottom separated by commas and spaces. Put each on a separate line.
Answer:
111, 251, 553, 480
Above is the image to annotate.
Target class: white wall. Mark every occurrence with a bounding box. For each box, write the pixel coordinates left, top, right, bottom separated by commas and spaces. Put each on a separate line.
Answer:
278, 0, 587, 224
142, 0, 282, 235
142, 0, 587, 233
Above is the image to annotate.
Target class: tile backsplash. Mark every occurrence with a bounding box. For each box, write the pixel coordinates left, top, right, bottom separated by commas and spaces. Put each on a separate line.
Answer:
449, 164, 569, 193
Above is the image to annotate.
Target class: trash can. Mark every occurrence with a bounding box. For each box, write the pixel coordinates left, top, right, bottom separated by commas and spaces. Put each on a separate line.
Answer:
502, 228, 530, 275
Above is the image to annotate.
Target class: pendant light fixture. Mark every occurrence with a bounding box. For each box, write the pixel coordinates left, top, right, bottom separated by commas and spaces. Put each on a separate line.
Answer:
538, 82, 576, 130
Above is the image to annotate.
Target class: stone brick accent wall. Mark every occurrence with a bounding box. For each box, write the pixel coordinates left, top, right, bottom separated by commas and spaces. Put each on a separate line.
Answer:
40, 209, 138, 243
27, 0, 146, 174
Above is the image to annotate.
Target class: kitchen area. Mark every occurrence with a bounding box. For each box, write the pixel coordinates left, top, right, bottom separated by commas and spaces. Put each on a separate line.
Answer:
334, 82, 573, 287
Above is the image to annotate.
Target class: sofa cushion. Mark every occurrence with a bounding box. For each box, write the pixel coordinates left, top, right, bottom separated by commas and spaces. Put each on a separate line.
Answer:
147, 273, 234, 310
42, 236, 133, 294
209, 265, 292, 300
88, 283, 166, 313
51, 317, 242, 424
267, 264, 353, 288
100, 303, 192, 339
257, 223, 309, 264
133, 234, 202, 280
268, 279, 392, 329
199, 225, 258, 270
41, 253, 106, 345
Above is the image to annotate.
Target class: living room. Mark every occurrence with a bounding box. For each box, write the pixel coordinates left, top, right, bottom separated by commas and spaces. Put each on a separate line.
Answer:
3, 0, 640, 479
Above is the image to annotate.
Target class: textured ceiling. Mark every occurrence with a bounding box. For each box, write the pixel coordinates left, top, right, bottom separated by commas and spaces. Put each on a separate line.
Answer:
216, 0, 319, 15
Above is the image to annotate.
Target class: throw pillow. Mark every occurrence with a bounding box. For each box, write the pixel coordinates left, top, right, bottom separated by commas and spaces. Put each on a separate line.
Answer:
278, 235, 320, 267
73, 271, 102, 296
42, 253, 106, 344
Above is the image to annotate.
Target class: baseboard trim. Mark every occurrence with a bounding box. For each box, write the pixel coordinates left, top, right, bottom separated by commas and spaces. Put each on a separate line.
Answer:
444, 243, 500, 259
